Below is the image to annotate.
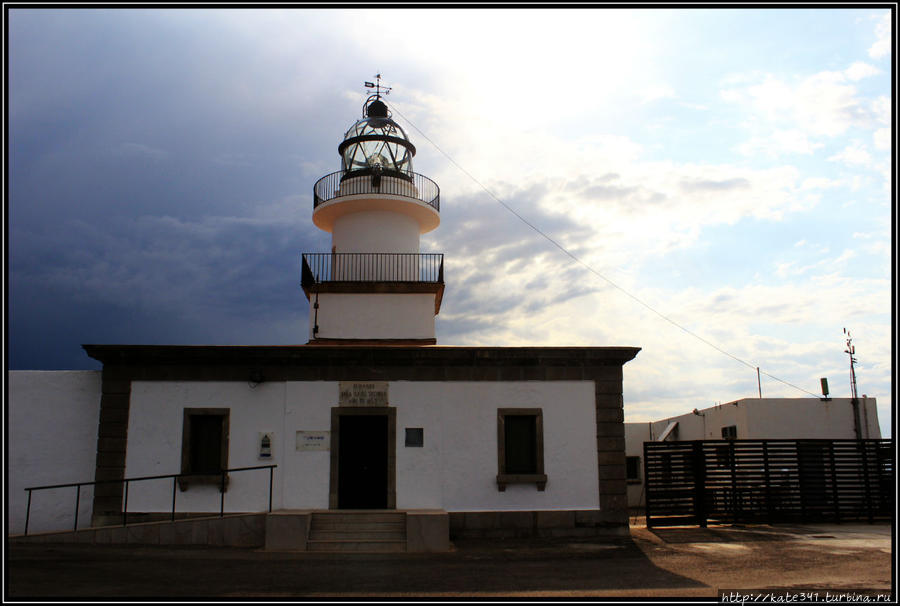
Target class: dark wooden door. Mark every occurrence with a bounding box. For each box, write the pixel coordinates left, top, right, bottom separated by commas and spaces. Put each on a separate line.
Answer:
338, 414, 388, 509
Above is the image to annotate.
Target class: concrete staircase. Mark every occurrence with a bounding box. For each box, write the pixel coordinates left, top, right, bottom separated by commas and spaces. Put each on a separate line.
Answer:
307, 511, 407, 552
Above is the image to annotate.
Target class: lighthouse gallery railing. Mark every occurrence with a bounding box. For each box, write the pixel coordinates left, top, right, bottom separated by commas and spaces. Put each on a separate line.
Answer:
313, 170, 440, 211
302, 253, 444, 286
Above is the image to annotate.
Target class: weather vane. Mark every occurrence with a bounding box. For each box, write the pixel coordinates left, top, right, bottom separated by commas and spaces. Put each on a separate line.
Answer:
364, 74, 391, 100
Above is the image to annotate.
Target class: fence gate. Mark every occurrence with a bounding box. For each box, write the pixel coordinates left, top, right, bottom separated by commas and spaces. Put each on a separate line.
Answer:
644, 439, 893, 528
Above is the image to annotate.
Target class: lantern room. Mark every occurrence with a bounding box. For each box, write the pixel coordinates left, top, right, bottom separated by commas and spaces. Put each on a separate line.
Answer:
338, 98, 416, 178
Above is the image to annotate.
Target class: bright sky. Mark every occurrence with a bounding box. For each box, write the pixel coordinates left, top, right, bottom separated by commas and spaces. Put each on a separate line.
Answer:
7, 8, 894, 436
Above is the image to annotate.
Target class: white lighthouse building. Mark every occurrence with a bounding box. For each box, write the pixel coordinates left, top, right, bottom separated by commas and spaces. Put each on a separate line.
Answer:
9, 81, 640, 550
302, 83, 443, 344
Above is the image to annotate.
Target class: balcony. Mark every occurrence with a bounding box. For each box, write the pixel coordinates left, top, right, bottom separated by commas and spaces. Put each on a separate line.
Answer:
301, 253, 445, 313
313, 170, 440, 212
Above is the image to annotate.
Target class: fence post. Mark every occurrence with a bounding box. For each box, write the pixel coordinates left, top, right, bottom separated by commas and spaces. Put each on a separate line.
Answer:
797, 441, 809, 523
859, 441, 874, 523
24, 489, 32, 536
643, 442, 653, 528
220, 471, 226, 517
729, 440, 738, 523
829, 441, 841, 523
123, 480, 129, 527
171, 477, 177, 522
268, 466, 274, 513
692, 441, 707, 528
73, 485, 81, 532
762, 441, 773, 524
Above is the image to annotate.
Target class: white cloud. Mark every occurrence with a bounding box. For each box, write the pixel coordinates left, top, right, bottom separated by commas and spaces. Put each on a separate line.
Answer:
738, 129, 824, 158
640, 84, 676, 104
722, 62, 885, 151
827, 141, 873, 165
873, 128, 891, 151
800, 177, 845, 190
844, 61, 880, 81
871, 95, 891, 150
441, 246, 892, 424
868, 12, 892, 59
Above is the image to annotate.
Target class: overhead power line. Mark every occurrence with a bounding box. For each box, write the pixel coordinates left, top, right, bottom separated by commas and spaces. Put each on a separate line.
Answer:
388, 100, 822, 400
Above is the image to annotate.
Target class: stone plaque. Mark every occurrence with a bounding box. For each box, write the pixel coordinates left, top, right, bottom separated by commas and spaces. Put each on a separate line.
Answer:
339, 381, 389, 407
296, 431, 330, 451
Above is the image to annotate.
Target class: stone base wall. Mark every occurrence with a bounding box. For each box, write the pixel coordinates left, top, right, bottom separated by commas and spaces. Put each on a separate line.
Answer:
449, 510, 628, 539
13, 513, 267, 548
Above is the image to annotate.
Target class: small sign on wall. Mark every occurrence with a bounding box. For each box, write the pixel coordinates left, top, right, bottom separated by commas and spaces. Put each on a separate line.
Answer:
339, 381, 389, 407
296, 431, 330, 451
259, 432, 274, 459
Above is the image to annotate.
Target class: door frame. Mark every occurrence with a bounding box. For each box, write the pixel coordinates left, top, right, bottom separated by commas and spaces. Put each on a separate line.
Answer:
329, 406, 396, 510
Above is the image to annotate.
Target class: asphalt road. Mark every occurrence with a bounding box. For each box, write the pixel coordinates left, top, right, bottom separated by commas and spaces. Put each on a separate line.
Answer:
5, 523, 893, 599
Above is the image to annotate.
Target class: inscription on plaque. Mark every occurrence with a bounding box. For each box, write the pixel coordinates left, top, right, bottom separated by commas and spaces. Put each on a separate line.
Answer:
296, 431, 330, 451
339, 381, 389, 407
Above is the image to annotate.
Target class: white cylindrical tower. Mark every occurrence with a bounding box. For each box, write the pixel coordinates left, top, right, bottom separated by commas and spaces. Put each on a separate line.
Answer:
301, 84, 445, 344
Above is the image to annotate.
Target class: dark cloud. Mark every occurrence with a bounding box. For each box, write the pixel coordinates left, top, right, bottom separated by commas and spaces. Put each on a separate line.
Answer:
8, 11, 368, 368
9, 210, 326, 368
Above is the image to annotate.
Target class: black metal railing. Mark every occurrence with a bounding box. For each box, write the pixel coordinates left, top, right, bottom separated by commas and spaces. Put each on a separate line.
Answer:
302, 253, 444, 287
313, 170, 440, 211
22, 465, 276, 536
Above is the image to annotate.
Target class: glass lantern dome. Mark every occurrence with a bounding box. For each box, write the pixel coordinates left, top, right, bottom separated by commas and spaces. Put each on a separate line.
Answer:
337, 97, 416, 180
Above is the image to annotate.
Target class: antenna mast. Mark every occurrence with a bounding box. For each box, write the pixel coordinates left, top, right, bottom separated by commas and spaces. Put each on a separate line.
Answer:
843, 328, 859, 400
843, 328, 862, 439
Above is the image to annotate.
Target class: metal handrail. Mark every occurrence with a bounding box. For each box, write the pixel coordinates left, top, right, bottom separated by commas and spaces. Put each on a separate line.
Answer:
23, 464, 276, 536
313, 170, 440, 211
302, 252, 444, 286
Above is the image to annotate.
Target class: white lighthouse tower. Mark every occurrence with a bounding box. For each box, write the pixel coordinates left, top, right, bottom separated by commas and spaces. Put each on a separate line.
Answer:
302, 78, 444, 344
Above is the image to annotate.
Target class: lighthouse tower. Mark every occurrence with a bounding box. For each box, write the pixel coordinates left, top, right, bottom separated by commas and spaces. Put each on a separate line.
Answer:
301, 79, 443, 344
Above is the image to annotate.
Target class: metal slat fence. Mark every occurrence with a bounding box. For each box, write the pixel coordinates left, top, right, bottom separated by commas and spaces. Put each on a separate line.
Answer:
644, 439, 892, 528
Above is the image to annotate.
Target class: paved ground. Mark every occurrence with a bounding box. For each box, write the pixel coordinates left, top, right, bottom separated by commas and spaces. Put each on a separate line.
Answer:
5, 522, 894, 599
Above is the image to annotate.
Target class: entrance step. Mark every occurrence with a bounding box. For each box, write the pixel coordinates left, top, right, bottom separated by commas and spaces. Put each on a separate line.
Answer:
307, 511, 407, 552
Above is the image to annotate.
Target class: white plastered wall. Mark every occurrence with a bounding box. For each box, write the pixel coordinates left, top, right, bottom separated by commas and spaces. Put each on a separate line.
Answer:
126, 380, 289, 514
624, 423, 650, 510
332, 210, 420, 253
743, 398, 880, 439
395, 381, 600, 511
124, 380, 600, 513
310, 293, 436, 341
8, 371, 102, 534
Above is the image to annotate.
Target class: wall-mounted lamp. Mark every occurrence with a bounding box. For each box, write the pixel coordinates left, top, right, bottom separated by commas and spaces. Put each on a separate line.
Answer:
249, 369, 265, 389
